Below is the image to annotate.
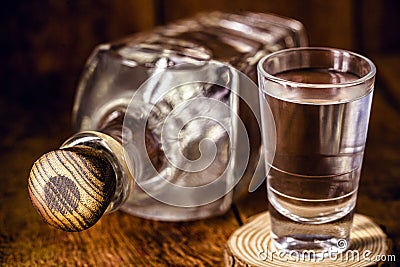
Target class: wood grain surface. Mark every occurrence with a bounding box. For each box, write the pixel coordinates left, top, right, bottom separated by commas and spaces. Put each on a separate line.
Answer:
1, 2, 400, 266
0, 54, 398, 266
28, 147, 116, 232
225, 212, 391, 267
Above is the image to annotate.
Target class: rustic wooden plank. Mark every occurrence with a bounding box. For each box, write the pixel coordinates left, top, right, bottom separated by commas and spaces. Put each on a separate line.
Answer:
2, 2, 400, 264
4, 53, 400, 266
1, 51, 399, 267
0, 133, 241, 266
1, 212, 240, 266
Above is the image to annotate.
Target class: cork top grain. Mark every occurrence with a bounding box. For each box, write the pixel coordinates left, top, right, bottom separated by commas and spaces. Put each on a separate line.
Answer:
28, 146, 116, 231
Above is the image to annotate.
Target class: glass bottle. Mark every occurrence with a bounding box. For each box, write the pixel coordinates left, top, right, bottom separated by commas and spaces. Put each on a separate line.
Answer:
28, 11, 307, 231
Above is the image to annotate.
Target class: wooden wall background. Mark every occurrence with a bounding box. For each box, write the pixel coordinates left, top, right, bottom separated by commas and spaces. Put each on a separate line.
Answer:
2, 0, 399, 112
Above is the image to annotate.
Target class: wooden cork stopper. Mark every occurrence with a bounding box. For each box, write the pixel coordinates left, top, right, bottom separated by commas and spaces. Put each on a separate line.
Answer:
28, 146, 116, 232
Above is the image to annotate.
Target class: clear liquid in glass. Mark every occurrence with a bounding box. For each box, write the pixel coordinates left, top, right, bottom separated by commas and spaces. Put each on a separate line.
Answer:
263, 68, 373, 254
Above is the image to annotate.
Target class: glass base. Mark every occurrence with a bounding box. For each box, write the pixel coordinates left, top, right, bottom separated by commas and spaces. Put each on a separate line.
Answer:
271, 235, 349, 258
269, 203, 353, 258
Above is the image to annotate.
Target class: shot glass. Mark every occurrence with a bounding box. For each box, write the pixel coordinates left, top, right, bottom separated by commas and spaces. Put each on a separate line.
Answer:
257, 47, 376, 255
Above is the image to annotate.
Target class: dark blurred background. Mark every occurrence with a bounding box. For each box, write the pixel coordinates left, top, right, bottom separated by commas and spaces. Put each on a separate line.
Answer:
1, 0, 399, 150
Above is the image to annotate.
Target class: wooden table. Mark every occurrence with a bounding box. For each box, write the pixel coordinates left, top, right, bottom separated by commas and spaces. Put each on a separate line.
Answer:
0, 54, 399, 266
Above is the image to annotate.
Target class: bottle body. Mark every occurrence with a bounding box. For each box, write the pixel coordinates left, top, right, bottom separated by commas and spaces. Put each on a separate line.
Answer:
71, 12, 308, 221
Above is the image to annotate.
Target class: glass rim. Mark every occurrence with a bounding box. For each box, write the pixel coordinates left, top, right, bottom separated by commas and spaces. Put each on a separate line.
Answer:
257, 47, 376, 89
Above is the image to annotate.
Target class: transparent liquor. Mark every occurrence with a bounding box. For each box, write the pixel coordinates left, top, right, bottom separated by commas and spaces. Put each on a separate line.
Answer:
72, 12, 306, 221
27, 12, 308, 232
258, 54, 375, 254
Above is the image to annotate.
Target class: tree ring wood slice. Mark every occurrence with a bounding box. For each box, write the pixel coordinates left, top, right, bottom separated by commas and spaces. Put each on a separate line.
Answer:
224, 212, 392, 267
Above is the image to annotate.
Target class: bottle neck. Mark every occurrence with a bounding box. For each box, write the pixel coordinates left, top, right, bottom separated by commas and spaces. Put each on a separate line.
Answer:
97, 108, 164, 171
60, 131, 134, 213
